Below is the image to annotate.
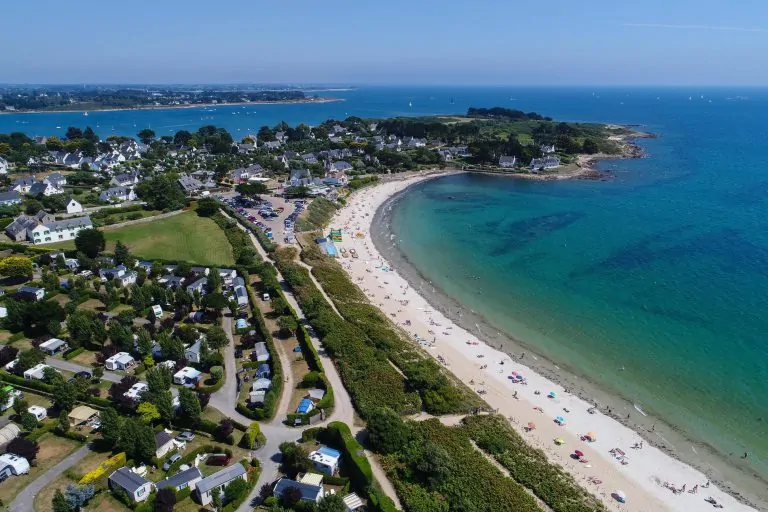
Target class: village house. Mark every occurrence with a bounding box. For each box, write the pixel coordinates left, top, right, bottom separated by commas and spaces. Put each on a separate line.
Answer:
5, 211, 53, 241
178, 174, 203, 196
23, 363, 50, 380
186, 277, 207, 295
184, 339, 203, 364
158, 467, 203, 492
123, 382, 148, 401
173, 367, 202, 387
66, 196, 84, 214
110, 172, 141, 187
21, 215, 93, 245
251, 342, 269, 362
155, 431, 175, 458
43, 172, 67, 187
99, 186, 136, 203
301, 153, 318, 164
105, 352, 135, 371
499, 155, 517, 168
108, 467, 153, 503
273, 477, 323, 504
529, 156, 561, 170
195, 463, 247, 506
17, 285, 45, 301
38, 338, 68, 356
28, 181, 64, 197
309, 446, 342, 475
10, 176, 37, 194
0, 157, 8, 175
0, 191, 22, 206
0, 453, 30, 478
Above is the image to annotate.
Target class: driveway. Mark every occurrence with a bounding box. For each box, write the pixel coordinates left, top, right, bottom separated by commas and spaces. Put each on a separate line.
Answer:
45, 358, 122, 383
9, 445, 91, 512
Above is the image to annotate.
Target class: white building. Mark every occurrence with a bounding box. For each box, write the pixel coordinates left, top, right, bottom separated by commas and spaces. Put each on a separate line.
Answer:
23, 363, 50, 380
108, 467, 153, 503
66, 196, 84, 214
27, 405, 47, 421
0, 157, 8, 175
308, 446, 341, 475
155, 431, 176, 458
28, 216, 93, 245
173, 367, 202, 387
105, 352, 135, 371
38, 338, 69, 355
195, 463, 247, 506
123, 382, 148, 401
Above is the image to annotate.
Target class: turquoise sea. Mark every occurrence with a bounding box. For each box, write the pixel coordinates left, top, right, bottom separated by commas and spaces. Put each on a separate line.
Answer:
3, 86, 768, 500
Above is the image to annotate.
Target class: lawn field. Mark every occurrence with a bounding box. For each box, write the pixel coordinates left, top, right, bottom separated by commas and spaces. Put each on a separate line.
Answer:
48, 212, 234, 266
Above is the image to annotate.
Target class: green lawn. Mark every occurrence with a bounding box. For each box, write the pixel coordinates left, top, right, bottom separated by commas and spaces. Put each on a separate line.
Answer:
48, 212, 235, 266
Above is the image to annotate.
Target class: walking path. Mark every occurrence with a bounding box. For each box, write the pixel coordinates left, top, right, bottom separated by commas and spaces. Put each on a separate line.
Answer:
9, 445, 90, 512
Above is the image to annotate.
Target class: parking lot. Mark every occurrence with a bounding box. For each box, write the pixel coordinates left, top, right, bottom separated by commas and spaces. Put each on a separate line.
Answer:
220, 194, 306, 245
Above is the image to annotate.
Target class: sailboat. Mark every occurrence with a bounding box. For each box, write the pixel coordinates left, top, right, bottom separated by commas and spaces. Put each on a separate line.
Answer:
449, 96, 455, 104
83, 112, 89, 116
408, 100, 412, 108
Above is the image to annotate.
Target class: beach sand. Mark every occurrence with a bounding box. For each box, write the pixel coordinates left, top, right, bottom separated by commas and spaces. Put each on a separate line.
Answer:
327, 172, 757, 512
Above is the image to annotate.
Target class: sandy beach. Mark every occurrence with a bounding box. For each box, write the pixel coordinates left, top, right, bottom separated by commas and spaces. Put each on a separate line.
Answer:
327, 172, 757, 512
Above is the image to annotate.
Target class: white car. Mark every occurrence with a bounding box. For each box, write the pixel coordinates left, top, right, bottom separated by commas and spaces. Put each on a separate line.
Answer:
78, 270, 93, 277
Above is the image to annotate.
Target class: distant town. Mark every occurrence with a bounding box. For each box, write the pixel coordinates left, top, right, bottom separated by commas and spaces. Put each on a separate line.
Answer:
0, 86, 337, 113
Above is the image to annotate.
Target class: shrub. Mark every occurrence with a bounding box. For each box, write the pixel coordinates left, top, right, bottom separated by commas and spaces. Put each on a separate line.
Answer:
63, 347, 85, 360
79, 452, 126, 486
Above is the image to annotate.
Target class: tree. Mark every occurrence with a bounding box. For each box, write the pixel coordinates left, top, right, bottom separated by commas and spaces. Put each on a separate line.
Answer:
235, 182, 267, 198
53, 382, 77, 412
210, 366, 223, 383
155, 488, 177, 512
178, 387, 201, 424
100, 407, 122, 447
278, 442, 312, 477
15, 349, 46, 373
276, 315, 297, 338
154, 390, 175, 424
224, 478, 248, 505
196, 197, 219, 217
207, 269, 221, 292
146, 365, 172, 393
64, 484, 95, 510
173, 130, 193, 146
137, 129, 156, 144
137, 402, 160, 424
92, 367, 104, 382
20, 411, 38, 431
136, 328, 153, 356
74, 228, 105, 258
58, 410, 70, 433
117, 417, 156, 463
211, 488, 222, 510
0, 345, 19, 367
136, 175, 187, 211
582, 138, 599, 154
52, 489, 71, 512
202, 293, 227, 316
366, 407, 411, 454
7, 437, 39, 462
11, 396, 28, 416
281, 486, 302, 507
215, 418, 234, 441
114, 240, 131, 265
206, 325, 228, 350
317, 494, 346, 512
66, 127, 83, 140
0, 255, 33, 279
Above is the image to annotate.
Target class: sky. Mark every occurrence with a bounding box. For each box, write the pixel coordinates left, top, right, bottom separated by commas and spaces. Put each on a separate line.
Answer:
3, 0, 768, 85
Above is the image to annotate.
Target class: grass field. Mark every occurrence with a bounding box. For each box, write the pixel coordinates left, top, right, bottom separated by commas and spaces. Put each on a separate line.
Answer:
48, 212, 235, 266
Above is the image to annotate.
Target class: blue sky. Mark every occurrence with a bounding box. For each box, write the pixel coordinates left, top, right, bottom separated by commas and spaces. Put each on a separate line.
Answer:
3, 0, 768, 85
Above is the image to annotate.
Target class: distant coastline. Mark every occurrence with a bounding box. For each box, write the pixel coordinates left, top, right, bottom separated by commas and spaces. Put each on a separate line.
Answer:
0, 96, 345, 115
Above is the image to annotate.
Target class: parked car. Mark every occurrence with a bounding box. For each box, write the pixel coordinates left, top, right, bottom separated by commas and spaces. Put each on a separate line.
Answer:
75, 370, 92, 380
175, 431, 196, 442
206, 453, 231, 466
163, 453, 182, 471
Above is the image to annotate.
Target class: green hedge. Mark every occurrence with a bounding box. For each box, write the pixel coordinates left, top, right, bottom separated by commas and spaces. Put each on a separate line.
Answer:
27, 420, 59, 441
296, 324, 322, 373
325, 422, 373, 491
64, 347, 86, 360
198, 378, 225, 393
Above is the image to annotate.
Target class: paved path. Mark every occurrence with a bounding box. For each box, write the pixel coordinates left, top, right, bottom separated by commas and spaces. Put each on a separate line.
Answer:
9, 444, 90, 512
45, 357, 122, 383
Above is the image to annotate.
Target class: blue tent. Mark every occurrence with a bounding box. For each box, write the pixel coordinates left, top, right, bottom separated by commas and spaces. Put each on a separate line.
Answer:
297, 398, 314, 414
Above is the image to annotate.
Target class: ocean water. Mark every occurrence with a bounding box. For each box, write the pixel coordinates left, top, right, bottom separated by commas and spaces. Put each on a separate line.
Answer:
4, 86, 768, 494
385, 88, 768, 493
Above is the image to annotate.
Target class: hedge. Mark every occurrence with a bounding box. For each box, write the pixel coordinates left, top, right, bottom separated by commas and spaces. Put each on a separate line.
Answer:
197, 378, 225, 394
296, 323, 322, 373
64, 347, 86, 360
220, 465, 260, 512
27, 420, 59, 441
80, 452, 127, 486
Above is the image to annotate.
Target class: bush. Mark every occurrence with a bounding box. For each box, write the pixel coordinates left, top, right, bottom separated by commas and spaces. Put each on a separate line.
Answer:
63, 347, 85, 360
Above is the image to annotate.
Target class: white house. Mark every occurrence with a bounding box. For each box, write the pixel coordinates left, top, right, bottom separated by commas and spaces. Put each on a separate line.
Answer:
252, 342, 269, 362
155, 431, 176, 458
38, 338, 69, 356
234, 285, 248, 308
108, 467, 153, 503
184, 340, 202, 364
195, 463, 247, 506
152, 305, 164, 318
309, 446, 341, 475
105, 352, 135, 371
110, 172, 140, 187
0, 191, 22, 206
218, 269, 237, 285
27, 405, 47, 421
499, 155, 517, 168
273, 477, 323, 503
123, 382, 148, 401
11, 177, 37, 194
529, 156, 561, 170
43, 172, 67, 187
99, 186, 136, 203
186, 278, 207, 295
28, 216, 93, 245
66, 196, 84, 214
23, 363, 50, 380
28, 182, 64, 197
0, 454, 30, 478
158, 467, 203, 493
173, 367, 202, 387
0, 157, 8, 175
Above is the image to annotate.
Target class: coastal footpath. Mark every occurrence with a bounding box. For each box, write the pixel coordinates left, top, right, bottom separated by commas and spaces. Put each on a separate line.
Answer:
326, 171, 756, 512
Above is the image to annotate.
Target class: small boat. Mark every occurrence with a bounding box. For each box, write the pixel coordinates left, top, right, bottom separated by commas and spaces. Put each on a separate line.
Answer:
408, 100, 412, 107
83, 112, 89, 116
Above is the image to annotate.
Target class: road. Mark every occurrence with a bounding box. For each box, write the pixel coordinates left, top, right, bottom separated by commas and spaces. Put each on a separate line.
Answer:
9, 445, 91, 512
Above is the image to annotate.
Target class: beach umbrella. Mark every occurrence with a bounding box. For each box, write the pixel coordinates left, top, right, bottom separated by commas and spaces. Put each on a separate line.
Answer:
613, 491, 626, 503
555, 416, 565, 425
586, 432, 597, 441
548, 391, 557, 398
527, 422, 536, 430
574, 450, 584, 457
554, 438, 565, 445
